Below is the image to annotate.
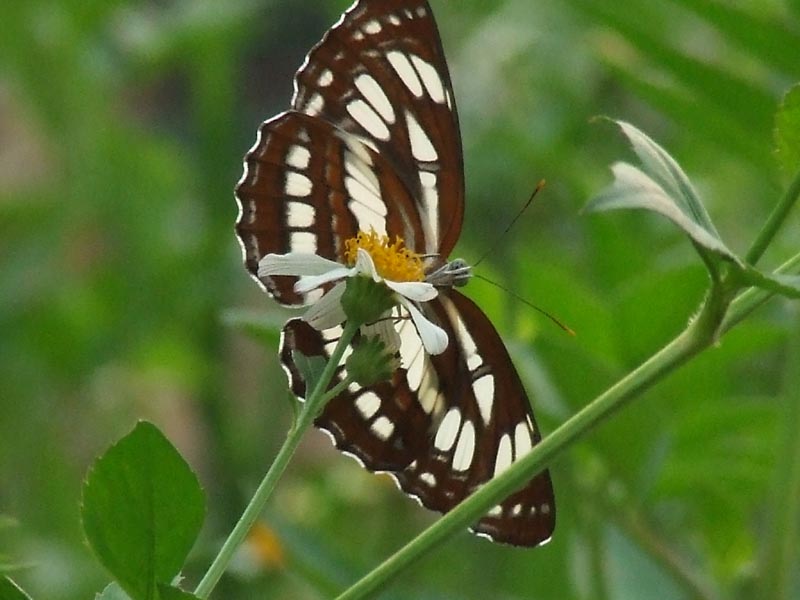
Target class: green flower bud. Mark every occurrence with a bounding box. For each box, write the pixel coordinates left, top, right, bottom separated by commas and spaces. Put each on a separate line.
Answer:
345, 335, 400, 387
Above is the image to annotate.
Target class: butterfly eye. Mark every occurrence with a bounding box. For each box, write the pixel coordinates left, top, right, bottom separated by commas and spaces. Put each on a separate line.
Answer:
236, 0, 555, 547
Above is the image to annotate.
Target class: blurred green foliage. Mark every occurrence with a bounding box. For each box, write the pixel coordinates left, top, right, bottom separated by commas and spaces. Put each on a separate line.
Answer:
1, 0, 798, 598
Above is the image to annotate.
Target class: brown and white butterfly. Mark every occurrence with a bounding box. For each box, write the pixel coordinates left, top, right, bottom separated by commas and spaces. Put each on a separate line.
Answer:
235, 0, 555, 547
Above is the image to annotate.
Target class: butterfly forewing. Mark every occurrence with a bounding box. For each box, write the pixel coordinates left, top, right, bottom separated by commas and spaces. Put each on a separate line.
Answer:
236, 111, 428, 304
280, 289, 555, 547
292, 0, 465, 256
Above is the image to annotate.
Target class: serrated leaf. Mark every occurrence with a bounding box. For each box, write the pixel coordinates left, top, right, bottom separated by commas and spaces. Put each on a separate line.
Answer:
82, 422, 205, 600
0, 577, 32, 600
775, 84, 800, 175
292, 350, 327, 395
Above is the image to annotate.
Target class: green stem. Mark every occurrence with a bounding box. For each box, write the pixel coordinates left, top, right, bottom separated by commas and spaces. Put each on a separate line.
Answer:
195, 320, 359, 599
758, 311, 800, 600
745, 167, 800, 266
720, 250, 800, 334
337, 297, 723, 600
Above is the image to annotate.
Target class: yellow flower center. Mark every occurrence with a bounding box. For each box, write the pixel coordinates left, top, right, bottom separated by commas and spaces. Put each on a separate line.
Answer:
344, 230, 425, 282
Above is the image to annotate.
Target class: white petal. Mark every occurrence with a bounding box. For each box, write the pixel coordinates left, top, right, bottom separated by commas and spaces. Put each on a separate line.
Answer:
303, 283, 347, 330
295, 267, 353, 293
400, 298, 448, 355
258, 252, 342, 278
360, 312, 401, 354
354, 248, 382, 282
385, 280, 437, 302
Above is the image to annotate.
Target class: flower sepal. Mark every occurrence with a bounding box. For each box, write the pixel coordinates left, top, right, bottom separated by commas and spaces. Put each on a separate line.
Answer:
341, 275, 396, 327
346, 335, 400, 387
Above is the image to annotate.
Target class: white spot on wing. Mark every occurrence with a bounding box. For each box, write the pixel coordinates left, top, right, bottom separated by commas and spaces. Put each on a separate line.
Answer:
419, 171, 439, 249
286, 145, 310, 170
420, 472, 436, 487
355, 391, 381, 420
405, 111, 438, 161
290, 231, 316, 253
409, 55, 446, 103
363, 19, 381, 34
285, 172, 312, 196
345, 151, 380, 196
305, 93, 325, 116
487, 505, 502, 517
494, 433, 513, 477
387, 51, 423, 97
388, 14, 401, 26
474, 374, 495, 425
347, 99, 390, 140
452, 420, 476, 471
514, 421, 533, 458
371, 415, 394, 440
355, 73, 395, 124
287, 201, 314, 228
318, 69, 333, 87
434, 407, 461, 452
349, 198, 387, 235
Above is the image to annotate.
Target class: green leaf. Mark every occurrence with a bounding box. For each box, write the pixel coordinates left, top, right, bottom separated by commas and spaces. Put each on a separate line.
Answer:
775, 84, 800, 176
82, 422, 205, 600
96, 583, 132, 600
221, 308, 285, 349
156, 585, 199, 600
292, 350, 327, 396
95, 582, 199, 600
586, 120, 736, 265
0, 577, 32, 600
669, 0, 800, 78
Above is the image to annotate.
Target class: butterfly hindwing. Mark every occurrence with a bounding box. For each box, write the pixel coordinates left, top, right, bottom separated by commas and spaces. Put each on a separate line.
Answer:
280, 289, 555, 547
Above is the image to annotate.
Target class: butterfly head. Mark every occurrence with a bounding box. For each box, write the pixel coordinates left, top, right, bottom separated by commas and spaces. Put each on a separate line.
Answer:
425, 258, 472, 288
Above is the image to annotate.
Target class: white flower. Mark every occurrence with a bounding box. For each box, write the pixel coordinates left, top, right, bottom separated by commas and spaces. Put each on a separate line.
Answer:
258, 245, 448, 355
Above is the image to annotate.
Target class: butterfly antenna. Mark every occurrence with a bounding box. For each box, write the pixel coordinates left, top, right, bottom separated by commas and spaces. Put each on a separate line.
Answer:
474, 273, 576, 336
474, 179, 546, 269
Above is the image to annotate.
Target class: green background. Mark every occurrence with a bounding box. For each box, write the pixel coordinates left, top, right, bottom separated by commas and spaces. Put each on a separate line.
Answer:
1, 0, 798, 598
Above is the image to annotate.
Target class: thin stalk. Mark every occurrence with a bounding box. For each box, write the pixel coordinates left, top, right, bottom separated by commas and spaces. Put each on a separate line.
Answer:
195, 320, 359, 599
745, 167, 800, 266
337, 296, 723, 600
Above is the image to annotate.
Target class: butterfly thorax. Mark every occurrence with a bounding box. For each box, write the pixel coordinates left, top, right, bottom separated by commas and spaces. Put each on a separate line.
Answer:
425, 258, 472, 288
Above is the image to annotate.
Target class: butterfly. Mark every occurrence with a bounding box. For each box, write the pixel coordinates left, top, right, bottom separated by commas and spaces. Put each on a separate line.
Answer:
234, 0, 555, 547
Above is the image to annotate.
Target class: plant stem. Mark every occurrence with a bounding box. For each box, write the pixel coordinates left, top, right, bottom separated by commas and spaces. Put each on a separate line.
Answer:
337, 298, 723, 600
195, 320, 359, 599
745, 167, 800, 266
758, 311, 800, 600
720, 250, 800, 334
